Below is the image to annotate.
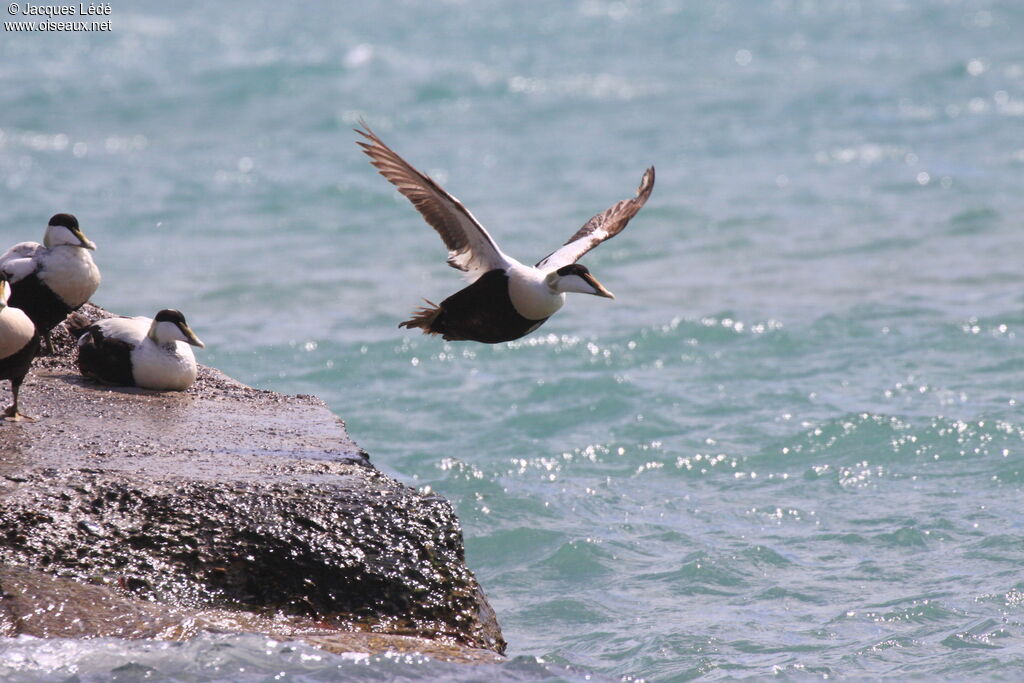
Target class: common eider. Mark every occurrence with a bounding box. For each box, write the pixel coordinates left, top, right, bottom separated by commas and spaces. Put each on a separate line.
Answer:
70, 309, 205, 391
357, 124, 654, 343
0, 213, 100, 351
0, 274, 40, 421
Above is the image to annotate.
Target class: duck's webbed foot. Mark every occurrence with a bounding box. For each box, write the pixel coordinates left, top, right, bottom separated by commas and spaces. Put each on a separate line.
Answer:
3, 383, 36, 422
2, 404, 36, 422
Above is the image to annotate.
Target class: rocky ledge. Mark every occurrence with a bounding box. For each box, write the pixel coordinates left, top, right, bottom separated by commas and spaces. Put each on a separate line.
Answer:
0, 304, 504, 662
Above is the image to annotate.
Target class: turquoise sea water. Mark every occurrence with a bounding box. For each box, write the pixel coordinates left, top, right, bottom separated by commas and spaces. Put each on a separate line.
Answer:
3, 1, 1024, 679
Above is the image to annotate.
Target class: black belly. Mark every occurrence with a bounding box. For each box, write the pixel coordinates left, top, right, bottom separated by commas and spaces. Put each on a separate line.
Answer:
8, 273, 75, 334
0, 335, 40, 386
431, 269, 549, 344
76, 328, 137, 386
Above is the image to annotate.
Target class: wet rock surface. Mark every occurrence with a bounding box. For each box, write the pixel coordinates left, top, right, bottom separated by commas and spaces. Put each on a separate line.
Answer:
0, 304, 505, 659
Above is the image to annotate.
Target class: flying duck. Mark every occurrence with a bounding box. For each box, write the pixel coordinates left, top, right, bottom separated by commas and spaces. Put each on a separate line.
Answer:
0, 274, 40, 421
0, 213, 100, 351
357, 124, 655, 344
70, 309, 205, 391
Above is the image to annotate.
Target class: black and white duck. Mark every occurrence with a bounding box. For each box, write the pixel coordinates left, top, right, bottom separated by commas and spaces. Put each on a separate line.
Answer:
0, 274, 40, 421
71, 309, 205, 391
0, 213, 100, 350
357, 124, 654, 343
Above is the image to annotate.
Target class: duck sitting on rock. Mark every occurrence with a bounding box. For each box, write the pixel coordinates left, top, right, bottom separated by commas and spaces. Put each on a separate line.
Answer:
69, 309, 205, 391
0, 213, 100, 352
0, 274, 40, 421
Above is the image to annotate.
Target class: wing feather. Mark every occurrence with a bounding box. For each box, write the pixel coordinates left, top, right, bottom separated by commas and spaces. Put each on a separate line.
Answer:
536, 167, 655, 270
0, 242, 43, 283
356, 123, 508, 277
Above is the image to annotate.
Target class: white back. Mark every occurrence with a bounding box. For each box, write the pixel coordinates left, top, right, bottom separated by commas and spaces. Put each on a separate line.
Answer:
78, 316, 150, 347
0, 242, 43, 283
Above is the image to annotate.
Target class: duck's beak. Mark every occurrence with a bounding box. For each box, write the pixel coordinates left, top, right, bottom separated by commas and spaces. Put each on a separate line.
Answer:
0, 280, 8, 309
178, 323, 205, 348
73, 229, 97, 250
582, 272, 615, 299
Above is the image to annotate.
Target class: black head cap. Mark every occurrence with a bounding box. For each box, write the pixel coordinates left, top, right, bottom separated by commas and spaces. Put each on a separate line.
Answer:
154, 309, 188, 325
48, 213, 79, 230
556, 264, 591, 277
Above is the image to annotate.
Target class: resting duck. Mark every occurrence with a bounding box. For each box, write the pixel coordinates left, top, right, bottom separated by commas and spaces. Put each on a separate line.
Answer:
0, 213, 100, 351
0, 274, 40, 421
71, 309, 205, 391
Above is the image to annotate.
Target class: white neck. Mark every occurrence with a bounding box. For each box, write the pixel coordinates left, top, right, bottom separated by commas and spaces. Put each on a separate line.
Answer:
148, 320, 184, 346
507, 264, 565, 320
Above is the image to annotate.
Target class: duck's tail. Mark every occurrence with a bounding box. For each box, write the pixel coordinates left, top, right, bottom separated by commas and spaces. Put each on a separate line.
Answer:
398, 300, 443, 335
65, 312, 94, 340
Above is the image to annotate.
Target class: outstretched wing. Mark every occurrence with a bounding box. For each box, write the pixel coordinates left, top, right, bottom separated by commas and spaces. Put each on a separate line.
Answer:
536, 167, 655, 270
356, 123, 509, 278
0, 242, 43, 283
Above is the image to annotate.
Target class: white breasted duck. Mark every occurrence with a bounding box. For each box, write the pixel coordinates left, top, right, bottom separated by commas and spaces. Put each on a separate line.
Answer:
0, 213, 100, 350
0, 274, 40, 421
357, 124, 654, 343
70, 309, 205, 391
